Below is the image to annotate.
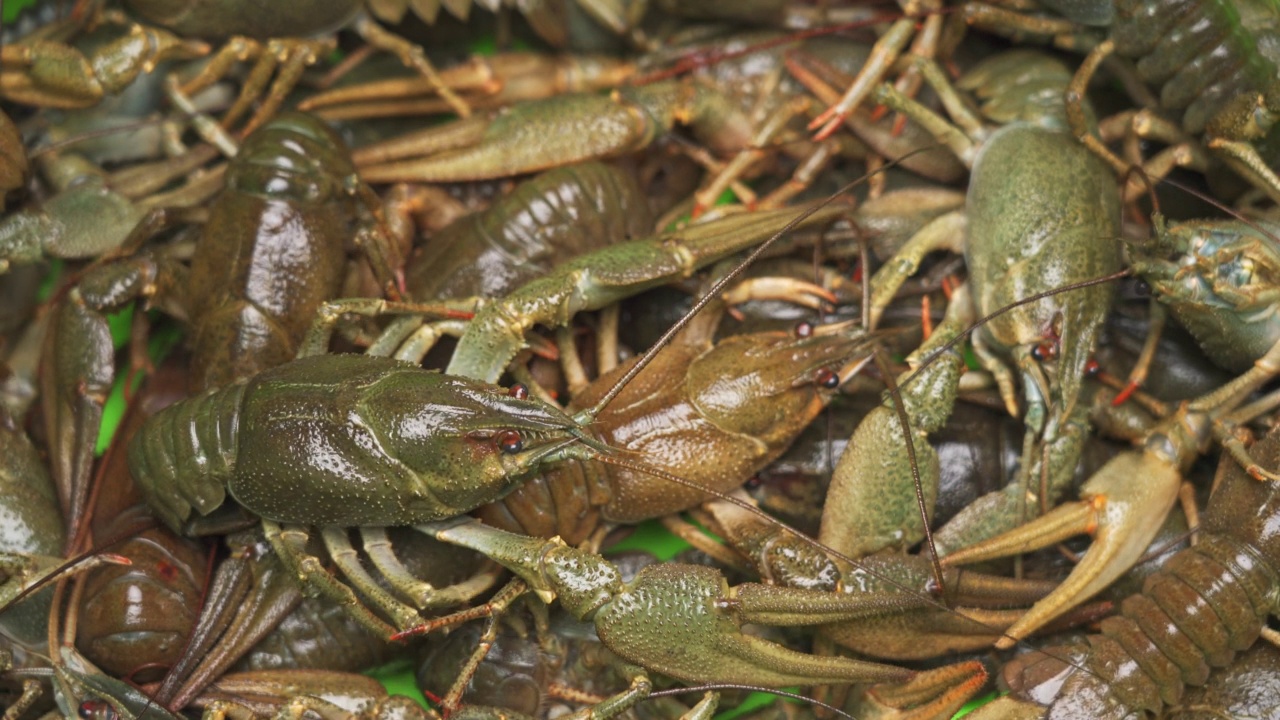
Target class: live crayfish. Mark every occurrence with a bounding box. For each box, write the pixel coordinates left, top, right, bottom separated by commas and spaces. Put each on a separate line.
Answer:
771, 48, 1124, 562
1129, 214, 1280, 374
41, 109, 400, 544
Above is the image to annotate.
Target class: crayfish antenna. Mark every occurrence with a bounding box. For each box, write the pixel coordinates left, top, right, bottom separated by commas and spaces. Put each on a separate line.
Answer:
583, 147, 942, 422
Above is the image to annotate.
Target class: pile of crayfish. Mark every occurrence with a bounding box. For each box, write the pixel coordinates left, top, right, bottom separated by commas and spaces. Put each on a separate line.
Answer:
4, 0, 1280, 718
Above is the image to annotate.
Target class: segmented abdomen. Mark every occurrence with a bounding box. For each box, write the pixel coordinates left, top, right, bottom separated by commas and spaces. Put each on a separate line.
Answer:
77, 519, 207, 682
406, 162, 651, 301
1111, 0, 1280, 132
128, 380, 247, 533
1032, 535, 1277, 718
475, 459, 609, 546
235, 596, 392, 672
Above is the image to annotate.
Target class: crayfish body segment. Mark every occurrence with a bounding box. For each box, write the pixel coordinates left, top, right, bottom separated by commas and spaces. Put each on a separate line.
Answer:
125, 0, 360, 39
128, 354, 598, 532
186, 110, 380, 391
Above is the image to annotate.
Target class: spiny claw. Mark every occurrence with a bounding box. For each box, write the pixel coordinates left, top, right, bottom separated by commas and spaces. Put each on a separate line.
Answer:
421, 518, 919, 689
600, 563, 919, 687
815, 553, 1069, 661
446, 203, 848, 383
942, 451, 1182, 650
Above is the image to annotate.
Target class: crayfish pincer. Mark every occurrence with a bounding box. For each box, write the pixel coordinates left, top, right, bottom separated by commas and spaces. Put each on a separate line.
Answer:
128, 353, 602, 532
969, 426, 1280, 720
411, 516, 979, 719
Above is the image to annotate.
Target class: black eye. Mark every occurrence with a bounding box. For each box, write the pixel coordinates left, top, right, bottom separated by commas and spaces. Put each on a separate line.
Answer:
496, 430, 524, 454
794, 321, 814, 338
508, 383, 529, 400
1031, 343, 1057, 361
1084, 359, 1101, 378
1134, 279, 1151, 297
816, 367, 840, 389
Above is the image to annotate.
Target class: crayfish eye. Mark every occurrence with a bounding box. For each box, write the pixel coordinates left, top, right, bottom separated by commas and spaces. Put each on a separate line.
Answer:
1133, 279, 1151, 297
1084, 359, 1102, 378
496, 429, 524, 454
508, 383, 529, 400
815, 367, 840, 389
79, 701, 115, 720
1030, 342, 1057, 362
794, 321, 814, 338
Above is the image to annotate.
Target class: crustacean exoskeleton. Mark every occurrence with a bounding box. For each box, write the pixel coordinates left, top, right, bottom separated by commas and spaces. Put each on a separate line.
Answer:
42, 111, 401, 545
786, 50, 1122, 562
122, 201, 851, 632
967, 426, 1280, 719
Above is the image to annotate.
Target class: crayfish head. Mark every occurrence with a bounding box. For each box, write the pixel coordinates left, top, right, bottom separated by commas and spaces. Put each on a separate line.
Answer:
370, 373, 599, 516
686, 324, 875, 446
1131, 218, 1280, 372
335, 361, 604, 517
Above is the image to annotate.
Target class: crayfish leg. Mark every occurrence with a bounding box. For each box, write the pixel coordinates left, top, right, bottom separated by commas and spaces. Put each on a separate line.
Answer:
260, 520, 401, 641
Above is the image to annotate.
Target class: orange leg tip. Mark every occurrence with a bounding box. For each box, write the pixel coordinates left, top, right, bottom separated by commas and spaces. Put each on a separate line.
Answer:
891, 113, 909, 137
809, 106, 845, 140
1111, 380, 1139, 406
812, 121, 841, 142
690, 204, 706, 220
869, 104, 890, 123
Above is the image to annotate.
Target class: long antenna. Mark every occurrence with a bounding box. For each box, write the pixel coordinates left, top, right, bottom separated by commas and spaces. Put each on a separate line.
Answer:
586, 146, 939, 419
